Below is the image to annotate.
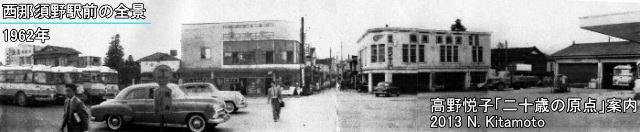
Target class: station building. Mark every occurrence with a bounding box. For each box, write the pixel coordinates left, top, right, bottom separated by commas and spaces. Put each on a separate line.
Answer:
551, 11, 640, 89
179, 20, 303, 95
356, 27, 491, 93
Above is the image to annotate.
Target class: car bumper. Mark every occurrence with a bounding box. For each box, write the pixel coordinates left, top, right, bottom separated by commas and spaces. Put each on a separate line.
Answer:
237, 101, 248, 108
31, 93, 57, 101
208, 114, 230, 124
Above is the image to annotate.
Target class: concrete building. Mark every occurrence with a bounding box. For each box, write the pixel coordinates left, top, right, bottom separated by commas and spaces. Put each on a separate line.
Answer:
180, 20, 303, 95
5, 43, 44, 66
550, 11, 640, 89
356, 27, 491, 93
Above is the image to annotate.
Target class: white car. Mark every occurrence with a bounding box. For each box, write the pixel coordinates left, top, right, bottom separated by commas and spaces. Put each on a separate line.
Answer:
282, 86, 302, 96
179, 82, 248, 113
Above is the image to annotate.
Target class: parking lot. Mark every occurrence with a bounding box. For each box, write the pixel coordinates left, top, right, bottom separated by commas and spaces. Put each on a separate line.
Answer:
338, 87, 640, 132
0, 89, 337, 132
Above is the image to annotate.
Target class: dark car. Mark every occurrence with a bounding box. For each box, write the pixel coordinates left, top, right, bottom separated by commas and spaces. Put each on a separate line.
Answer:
373, 82, 400, 97
90, 83, 230, 132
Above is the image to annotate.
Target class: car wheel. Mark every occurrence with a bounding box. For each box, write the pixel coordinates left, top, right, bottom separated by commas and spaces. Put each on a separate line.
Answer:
106, 115, 124, 130
15, 92, 29, 106
225, 102, 237, 113
496, 84, 505, 91
187, 115, 207, 132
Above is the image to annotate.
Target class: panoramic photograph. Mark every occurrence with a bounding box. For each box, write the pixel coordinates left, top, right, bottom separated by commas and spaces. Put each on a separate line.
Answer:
0, 0, 639, 132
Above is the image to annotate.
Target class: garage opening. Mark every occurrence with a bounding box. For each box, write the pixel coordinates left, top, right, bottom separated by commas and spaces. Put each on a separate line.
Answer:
392, 73, 418, 94
558, 63, 597, 88
418, 72, 430, 92
371, 73, 385, 88
603, 62, 636, 89
434, 72, 465, 91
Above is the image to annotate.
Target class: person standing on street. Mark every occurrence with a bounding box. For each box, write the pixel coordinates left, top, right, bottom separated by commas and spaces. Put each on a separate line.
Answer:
267, 82, 283, 122
59, 84, 90, 132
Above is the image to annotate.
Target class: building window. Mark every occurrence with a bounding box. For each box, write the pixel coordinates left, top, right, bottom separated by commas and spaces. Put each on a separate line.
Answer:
468, 35, 474, 45
371, 45, 377, 62
378, 44, 385, 62
410, 34, 417, 43
474, 35, 480, 45
436, 36, 443, 44
266, 51, 273, 64
418, 45, 425, 62
286, 51, 294, 63
472, 46, 483, 62
410, 45, 417, 62
200, 47, 211, 59
455, 36, 462, 44
402, 45, 408, 62
445, 36, 452, 44
422, 35, 429, 44
440, 45, 459, 62
387, 35, 393, 43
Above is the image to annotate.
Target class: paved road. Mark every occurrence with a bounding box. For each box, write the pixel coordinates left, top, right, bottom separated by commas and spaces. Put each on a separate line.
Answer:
0, 88, 337, 132
338, 87, 640, 132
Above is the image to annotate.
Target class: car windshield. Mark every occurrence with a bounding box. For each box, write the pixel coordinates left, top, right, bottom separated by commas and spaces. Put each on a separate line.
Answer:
179, 84, 215, 96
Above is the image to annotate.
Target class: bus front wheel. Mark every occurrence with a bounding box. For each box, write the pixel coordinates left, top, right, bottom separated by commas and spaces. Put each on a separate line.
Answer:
15, 92, 29, 106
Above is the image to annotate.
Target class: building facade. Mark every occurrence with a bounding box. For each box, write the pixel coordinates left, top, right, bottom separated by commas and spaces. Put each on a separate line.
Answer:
77, 56, 102, 68
33, 45, 81, 67
138, 52, 181, 82
5, 43, 44, 66
491, 47, 552, 77
551, 41, 640, 89
549, 11, 640, 89
357, 27, 491, 93
180, 20, 303, 95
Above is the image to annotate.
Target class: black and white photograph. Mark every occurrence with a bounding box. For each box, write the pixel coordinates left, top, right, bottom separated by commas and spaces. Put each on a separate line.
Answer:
0, 0, 639, 132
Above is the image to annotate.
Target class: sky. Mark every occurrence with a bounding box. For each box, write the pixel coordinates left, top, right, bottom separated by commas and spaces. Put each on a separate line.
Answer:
0, 0, 639, 64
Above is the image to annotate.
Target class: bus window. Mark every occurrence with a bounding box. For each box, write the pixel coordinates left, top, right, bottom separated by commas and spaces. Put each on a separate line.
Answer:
103, 73, 118, 84
14, 71, 25, 83
0, 71, 6, 82
24, 71, 33, 83
34, 72, 48, 84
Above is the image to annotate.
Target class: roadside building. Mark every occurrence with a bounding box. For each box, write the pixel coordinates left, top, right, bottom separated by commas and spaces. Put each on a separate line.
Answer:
77, 56, 102, 68
491, 47, 552, 77
138, 52, 181, 82
179, 20, 303, 95
33, 45, 81, 67
5, 43, 44, 66
551, 41, 640, 89
550, 11, 640, 89
356, 27, 491, 93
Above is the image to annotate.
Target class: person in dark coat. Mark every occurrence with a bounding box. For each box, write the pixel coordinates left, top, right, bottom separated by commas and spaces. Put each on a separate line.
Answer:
59, 84, 90, 132
267, 82, 283, 122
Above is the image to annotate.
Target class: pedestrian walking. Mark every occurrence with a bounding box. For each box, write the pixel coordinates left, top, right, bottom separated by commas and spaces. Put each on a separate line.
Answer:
59, 84, 90, 132
267, 82, 283, 122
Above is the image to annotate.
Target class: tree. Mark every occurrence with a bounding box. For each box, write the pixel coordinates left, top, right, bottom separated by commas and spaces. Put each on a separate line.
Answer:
450, 19, 467, 31
121, 55, 140, 85
104, 34, 124, 70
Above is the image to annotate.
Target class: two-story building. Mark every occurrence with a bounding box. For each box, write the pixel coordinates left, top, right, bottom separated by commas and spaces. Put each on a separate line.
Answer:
5, 43, 44, 66
180, 20, 303, 95
357, 27, 491, 93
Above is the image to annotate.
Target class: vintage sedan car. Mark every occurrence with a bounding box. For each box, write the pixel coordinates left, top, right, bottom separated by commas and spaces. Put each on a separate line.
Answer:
90, 83, 230, 132
373, 82, 400, 97
179, 82, 248, 113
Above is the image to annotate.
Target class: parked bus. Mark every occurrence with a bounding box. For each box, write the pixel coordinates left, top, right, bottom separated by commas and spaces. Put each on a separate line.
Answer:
0, 65, 58, 106
79, 66, 119, 102
51, 66, 84, 102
